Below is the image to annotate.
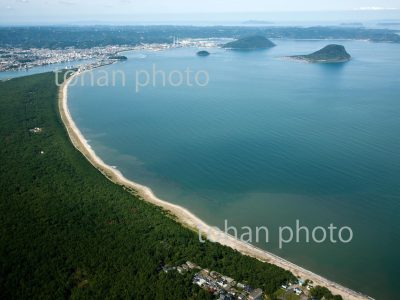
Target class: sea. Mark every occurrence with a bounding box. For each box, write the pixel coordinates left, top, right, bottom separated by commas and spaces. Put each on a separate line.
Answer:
64, 40, 400, 299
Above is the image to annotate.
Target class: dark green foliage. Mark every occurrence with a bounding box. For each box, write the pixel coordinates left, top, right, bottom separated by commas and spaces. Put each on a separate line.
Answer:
310, 285, 343, 300
223, 36, 276, 49
302, 279, 310, 287
108, 55, 128, 60
292, 44, 351, 63
0, 72, 294, 299
196, 51, 210, 56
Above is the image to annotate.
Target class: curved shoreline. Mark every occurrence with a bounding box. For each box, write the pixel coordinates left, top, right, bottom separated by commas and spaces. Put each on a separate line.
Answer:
59, 71, 372, 300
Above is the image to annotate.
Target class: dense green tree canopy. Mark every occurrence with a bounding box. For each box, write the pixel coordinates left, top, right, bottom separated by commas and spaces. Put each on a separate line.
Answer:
0, 72, 295, 299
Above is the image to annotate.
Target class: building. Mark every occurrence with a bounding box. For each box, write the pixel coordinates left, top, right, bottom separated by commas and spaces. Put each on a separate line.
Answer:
210, 271, 221, 278
222, 276, 234, 283
162, 266, 174, 273
238, 293, 247, 300
29, 127, 43, 134
248, 288, 263, 300
237, 282, 245, 289
219, 294, 235, 300
186, 261, 198, 269
194, 277, 206, 287
294, 287, 303, 295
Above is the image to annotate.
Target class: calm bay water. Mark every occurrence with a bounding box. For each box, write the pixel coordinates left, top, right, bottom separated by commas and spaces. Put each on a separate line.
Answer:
68, 40, 400, 299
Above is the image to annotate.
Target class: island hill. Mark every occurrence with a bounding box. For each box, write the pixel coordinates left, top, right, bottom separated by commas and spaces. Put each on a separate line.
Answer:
222, 36, 276, 50
196, 50, 210, 56
108, 55, 128, 60
290, 44, 351, 63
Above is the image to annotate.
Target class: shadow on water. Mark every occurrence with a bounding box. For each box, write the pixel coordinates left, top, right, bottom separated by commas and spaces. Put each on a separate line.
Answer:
316, 60, 349, 72
225, 48, 276, 55
314, 60, 350, 86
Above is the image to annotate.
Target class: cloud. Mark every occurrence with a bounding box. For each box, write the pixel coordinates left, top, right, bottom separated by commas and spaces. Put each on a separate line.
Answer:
357, 6, 398, 11
58, 0, 77, 6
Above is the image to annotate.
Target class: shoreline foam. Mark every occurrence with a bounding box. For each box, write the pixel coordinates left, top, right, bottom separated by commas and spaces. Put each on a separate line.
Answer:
59, 71, 372, 300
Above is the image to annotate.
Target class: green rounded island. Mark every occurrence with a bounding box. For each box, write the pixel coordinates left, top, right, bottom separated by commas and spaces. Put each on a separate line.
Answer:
196, 50, 210, 57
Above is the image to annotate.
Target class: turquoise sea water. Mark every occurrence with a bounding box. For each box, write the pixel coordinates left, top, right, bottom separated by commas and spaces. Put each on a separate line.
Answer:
68, 40, 400, 299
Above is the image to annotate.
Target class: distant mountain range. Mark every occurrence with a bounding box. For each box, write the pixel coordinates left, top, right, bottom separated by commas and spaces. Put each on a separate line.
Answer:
340, 22, 363, 26
242, 20, 274, 25
0, 26, 399, 49
377, 22, 400, 26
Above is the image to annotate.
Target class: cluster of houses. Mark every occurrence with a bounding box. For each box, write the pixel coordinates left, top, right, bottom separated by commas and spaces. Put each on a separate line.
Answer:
281, 279, 314, 299
163, 261, 264, 300
0, 45, 133, 72
161, 261, 317, 300
0, 39, 219, 72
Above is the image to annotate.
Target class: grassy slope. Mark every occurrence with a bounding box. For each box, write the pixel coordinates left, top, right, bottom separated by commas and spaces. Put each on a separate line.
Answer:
0, 72, 294, 299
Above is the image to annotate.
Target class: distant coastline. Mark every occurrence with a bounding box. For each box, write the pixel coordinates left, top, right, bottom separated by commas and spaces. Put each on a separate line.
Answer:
59, 70, 372, 300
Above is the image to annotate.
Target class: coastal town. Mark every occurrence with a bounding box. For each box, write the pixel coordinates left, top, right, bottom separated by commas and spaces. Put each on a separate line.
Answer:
0, 45, 129, 72
0, 38, 222, 72
161, 261, 316, 300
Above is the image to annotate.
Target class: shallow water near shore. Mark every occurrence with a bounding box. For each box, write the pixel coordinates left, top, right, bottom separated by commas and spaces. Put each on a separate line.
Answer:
68, 40, 400, 299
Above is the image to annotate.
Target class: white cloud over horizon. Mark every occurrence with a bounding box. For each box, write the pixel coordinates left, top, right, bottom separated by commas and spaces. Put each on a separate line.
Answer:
357, 6, 399, 10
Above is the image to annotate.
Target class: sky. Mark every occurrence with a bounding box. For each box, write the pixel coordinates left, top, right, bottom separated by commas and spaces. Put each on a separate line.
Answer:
1, 0, 400, 25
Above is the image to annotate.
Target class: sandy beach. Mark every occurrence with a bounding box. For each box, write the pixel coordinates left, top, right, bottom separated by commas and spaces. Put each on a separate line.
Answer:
59, 71, 372, 300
